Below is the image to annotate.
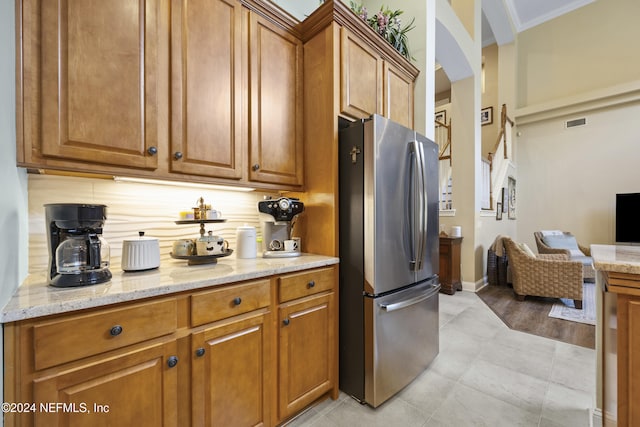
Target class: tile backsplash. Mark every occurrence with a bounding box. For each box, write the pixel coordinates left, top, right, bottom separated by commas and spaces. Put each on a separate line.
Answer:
28, 174, 275, 274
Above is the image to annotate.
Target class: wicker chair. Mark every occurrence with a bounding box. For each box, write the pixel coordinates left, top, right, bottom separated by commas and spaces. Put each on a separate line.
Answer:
534, 231, 595, 282
503, 237, 584, 309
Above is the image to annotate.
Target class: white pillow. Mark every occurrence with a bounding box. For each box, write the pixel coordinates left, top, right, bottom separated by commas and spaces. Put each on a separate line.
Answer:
518, 243, 537, 258
540, 230, 563, 236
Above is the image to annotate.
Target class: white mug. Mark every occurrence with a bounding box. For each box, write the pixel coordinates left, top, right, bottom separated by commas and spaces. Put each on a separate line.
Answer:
173, 239, 195, 256
284, 239, 299, 252
196, 236, 229, 255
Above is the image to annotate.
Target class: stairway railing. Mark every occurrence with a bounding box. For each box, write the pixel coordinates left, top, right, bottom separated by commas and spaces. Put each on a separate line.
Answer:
436, 118, 451, 164
487, 104, 514, 209
435, 118, 453, 210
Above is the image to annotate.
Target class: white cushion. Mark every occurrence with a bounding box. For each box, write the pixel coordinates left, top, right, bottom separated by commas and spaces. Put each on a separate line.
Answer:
540, 230, 563, 236
518, 243, 537, 258
569, 249, 584, 258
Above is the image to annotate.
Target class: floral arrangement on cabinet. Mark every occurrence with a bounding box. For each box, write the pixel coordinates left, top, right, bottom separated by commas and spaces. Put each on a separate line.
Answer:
349, 2, 415, 61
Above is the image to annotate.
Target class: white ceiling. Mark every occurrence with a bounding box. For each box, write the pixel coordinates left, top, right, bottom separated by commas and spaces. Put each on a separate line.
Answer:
504, 0, 595, 32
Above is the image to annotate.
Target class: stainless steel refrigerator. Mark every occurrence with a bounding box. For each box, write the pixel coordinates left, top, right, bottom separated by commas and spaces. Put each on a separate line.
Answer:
338, 114, 440, 407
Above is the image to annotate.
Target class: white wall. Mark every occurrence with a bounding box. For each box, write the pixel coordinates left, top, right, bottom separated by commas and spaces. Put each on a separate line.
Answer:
516, 0, 640, 107
515, 102, 640, 252
0, 0, 29, 415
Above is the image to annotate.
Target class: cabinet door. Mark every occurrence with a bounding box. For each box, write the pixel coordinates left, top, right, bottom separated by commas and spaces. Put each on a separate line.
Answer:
249, 13, 303, 187
383, 61, 414, 129
38, 0, 159, 169
340, 28, 383, 120
192, 312, 271, 427
170, 0, 244, 179
32, 340, 178, 427
278, 292, 335, 419
617, 295, 640, 427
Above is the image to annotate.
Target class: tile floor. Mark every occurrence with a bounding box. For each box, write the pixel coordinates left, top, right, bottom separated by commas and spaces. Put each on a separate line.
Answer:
288, 291, 597, 427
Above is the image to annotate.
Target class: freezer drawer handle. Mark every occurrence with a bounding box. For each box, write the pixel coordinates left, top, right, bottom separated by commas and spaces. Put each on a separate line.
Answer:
378, 284, 441, 312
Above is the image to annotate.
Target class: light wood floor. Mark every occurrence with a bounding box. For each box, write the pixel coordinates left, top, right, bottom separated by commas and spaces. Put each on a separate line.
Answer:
477, 284, 595, 349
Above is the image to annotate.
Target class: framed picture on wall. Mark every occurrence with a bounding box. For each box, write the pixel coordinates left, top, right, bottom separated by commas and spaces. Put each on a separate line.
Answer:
508, 176, 516, 219
481, 107, 493, 126
435, 110, 446, 123
501, 187, 507, 213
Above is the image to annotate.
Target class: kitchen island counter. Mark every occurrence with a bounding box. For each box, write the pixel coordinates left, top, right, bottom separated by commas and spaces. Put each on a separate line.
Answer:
592, 244, 640, 427
591, 244, 640, 275
1, 254, 339, 322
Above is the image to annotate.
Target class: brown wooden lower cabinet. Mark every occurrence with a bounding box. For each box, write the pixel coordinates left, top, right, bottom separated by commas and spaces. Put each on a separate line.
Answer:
603, 271, 640, 427
439, 236, 463, 295
278, 292, 335, 419
33, 340, 179, 427
191, 312, 271, 427
3, 266, 338, 427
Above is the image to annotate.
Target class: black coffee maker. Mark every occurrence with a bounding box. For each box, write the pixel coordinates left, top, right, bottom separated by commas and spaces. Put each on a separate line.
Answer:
45, 203, 112, 287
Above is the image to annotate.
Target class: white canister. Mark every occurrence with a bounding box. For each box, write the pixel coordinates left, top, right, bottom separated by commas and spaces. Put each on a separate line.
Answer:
236, 225, 257, 259
450, 226, 462, 237
121, 232, 161, 271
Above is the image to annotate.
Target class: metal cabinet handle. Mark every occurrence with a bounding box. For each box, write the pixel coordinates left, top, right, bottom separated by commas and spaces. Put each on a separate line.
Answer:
110, 325, 123, 336
233, 297, 242, 306
195, 348, 205, 357
252, 164, 260, 171
167, 356, 179, 368
174, 152, 183, 160
147, 146, 158, 156
308, 280, 315, 288
282, 318, 290, 326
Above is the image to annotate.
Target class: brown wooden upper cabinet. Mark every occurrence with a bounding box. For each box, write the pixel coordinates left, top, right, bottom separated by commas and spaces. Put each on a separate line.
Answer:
23, 0, 160, 170
170, 0, 244, 180
340, 27, 383, 121
248, 12, 304, 187
17, 0, 304, 190
340, 27, 415, 129
383, 61, 415, 129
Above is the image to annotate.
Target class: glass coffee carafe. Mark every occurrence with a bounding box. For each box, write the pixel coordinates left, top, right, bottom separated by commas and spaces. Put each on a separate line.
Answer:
55, 234, 110, 274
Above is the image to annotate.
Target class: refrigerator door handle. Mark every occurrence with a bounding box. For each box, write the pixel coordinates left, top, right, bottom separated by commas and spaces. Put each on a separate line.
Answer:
408, 140, 427, 271
378, 283, 441, 312
417, 140, 428, 270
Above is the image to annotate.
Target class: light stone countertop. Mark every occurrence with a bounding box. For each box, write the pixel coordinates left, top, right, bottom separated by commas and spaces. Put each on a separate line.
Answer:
591, 244, 640, 274
1, 254, 339, 323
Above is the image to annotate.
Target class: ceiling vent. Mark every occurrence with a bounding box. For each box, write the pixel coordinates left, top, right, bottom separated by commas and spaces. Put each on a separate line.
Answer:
565, 117, 587, 128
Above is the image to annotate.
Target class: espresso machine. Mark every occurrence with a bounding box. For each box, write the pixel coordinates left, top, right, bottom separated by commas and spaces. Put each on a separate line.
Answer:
45, 203, 112, 287
258, 197, 304, 258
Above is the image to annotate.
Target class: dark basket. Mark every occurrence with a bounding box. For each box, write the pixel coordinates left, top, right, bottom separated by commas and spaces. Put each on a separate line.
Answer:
487, 249, 508, 286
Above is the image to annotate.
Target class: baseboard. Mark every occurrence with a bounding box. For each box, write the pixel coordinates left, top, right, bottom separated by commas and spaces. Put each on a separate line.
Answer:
462, 276, 488, 292
590, 407, 603, 427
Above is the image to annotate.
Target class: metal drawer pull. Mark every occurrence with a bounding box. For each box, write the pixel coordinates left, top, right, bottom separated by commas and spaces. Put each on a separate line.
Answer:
167, 356, 179, 368
308, 280, 315, 288
109, 325, 123, 336
195, 348, 205, 357
233, 297, 242, 306
283, 318, 290, 326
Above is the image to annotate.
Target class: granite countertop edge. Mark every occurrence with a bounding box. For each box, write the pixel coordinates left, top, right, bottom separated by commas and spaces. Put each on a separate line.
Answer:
1, 254, 340, 323
591, 244, 640, 275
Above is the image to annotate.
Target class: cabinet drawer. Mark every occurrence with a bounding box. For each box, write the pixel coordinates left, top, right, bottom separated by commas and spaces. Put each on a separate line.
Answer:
33, 298, 177, 370
191, 279, 271, 326
279, 267, 335, 303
